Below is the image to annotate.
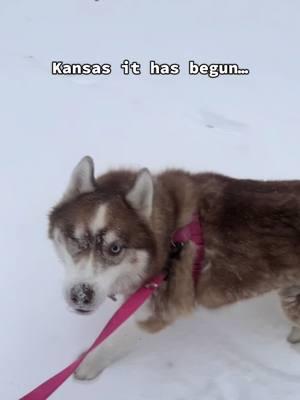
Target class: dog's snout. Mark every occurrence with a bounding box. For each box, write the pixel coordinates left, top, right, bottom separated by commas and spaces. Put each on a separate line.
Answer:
70, 283, 95, 306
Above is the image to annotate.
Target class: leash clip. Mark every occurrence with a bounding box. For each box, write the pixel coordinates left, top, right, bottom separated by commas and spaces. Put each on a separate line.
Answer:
144, 282, 159, 289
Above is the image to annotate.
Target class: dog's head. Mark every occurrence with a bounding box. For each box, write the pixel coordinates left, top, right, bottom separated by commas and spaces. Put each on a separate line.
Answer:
49, 156, 155, 314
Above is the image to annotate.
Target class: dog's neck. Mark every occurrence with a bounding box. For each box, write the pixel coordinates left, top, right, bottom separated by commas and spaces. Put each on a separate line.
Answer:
148, 171, 199, 274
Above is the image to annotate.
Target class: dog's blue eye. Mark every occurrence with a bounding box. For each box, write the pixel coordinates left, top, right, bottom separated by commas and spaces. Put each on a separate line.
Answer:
109, 243, 122, 255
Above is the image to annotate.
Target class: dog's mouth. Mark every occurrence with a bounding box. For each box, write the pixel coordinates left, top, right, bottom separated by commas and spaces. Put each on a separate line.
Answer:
108, 294, 117, 302
75, 308, 93, 315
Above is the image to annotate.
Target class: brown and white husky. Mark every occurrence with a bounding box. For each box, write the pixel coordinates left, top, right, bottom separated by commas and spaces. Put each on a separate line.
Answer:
49, 156, 300, 380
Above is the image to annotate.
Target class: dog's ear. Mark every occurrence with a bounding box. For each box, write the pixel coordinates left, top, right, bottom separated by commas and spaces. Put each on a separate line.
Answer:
126, 168, 153, 220
62, 156, 96, 202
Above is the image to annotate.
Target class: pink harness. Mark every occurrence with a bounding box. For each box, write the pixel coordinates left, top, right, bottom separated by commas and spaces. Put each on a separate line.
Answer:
20, 215, 204, 400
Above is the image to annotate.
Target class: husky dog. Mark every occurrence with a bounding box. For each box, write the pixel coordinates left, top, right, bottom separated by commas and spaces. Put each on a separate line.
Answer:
49, 156, 300, 380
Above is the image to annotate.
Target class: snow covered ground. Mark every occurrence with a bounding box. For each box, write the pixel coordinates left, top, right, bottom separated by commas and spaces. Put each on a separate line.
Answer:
1, 1, 300, 399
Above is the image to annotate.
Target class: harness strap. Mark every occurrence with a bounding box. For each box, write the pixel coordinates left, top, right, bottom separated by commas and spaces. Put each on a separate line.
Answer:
20, 215, 204, 400
172, 214, 204, 280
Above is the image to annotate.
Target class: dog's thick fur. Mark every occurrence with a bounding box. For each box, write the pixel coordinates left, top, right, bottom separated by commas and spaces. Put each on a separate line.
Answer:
49, 156, 300, 379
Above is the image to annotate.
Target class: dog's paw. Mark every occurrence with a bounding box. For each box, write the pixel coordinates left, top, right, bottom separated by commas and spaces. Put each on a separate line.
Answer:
287, 326, 300, 344
138, 316, 170, 333
74, 355, 105, 381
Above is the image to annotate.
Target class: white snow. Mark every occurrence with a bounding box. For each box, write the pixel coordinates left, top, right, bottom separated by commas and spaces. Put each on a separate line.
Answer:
1, 1, 300, 399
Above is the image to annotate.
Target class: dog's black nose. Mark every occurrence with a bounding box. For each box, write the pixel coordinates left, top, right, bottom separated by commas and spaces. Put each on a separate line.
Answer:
70, 283, 95, 306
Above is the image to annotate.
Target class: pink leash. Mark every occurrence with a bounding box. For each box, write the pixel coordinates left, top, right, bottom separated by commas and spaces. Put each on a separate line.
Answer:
20, 215, 203, 400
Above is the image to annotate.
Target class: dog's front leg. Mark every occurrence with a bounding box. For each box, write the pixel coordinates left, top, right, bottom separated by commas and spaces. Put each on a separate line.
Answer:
74, 303, 150, 381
